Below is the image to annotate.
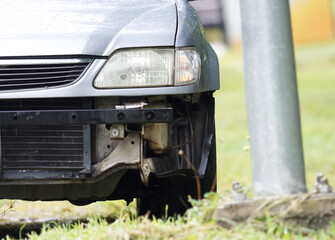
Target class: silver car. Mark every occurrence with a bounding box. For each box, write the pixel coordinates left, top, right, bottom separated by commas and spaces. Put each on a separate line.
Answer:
0, 0, 219, 216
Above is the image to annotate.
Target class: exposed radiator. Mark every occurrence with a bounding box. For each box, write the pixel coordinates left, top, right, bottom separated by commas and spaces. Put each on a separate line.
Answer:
0, 98, 92, 179
1, 125, 84, 170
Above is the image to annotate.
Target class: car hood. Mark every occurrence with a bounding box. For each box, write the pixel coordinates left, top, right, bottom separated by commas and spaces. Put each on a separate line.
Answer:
0, 0, 177, 57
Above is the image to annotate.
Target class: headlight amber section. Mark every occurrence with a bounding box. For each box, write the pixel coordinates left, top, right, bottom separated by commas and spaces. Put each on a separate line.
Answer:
93, 48, 201, 88
175, 49, 201, 86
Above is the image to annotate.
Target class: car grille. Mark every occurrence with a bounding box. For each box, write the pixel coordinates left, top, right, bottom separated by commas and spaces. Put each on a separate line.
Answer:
0, 98, 93, 179
0, 58, 91, 91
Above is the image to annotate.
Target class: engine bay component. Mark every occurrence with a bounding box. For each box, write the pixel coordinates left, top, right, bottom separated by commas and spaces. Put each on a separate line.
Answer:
144, 123, 168, 154
94, 132, 141, 174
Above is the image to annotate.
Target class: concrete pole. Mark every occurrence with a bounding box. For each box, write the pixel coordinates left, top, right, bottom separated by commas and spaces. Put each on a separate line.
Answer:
240, 0, 307, 196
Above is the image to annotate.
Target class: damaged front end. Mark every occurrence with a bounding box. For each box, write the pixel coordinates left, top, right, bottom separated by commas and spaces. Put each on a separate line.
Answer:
0, 93, 215, 204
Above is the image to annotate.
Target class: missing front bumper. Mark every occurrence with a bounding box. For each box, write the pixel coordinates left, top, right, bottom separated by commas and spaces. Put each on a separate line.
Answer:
0, 107, 173, 180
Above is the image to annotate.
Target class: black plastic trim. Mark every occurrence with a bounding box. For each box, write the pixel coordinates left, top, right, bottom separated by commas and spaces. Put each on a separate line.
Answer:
0, 108, 173, 126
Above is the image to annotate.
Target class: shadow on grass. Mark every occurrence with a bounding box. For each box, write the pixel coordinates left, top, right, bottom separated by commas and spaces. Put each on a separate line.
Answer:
0, 216, 117, 239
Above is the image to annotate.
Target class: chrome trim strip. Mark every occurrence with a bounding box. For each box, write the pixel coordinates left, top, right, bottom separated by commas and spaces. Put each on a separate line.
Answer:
0, 58, 92, 65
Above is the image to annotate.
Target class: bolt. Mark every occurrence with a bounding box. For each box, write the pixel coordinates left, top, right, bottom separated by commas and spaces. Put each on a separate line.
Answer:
117, 112, 125, 120
232, 182, 243, 192
111, 128, 119, 137
316, 173, 324, 183
314, 173, 332, 193
145, 112, 154, 120
320, 177, 329, 185
231, 181, 247, 202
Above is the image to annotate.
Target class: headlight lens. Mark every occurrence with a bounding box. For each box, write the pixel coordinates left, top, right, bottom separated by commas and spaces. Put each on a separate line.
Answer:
94, 49, 174, 88
93, 48, 200, 88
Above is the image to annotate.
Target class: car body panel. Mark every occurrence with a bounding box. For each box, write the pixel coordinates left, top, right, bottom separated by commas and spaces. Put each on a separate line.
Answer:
175, 0, 220, 92
0, 0, 176, 57
0, 0, 219, 99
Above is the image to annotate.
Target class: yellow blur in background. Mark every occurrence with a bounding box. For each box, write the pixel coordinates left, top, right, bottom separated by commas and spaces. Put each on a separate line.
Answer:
290, 0, 334, 43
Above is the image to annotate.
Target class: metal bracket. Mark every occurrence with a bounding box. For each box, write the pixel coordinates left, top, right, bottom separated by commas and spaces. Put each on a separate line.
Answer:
110, 124, 125, 139
140, 162, 151, 187
79, 125, 92, 178
93, 133, 141, 175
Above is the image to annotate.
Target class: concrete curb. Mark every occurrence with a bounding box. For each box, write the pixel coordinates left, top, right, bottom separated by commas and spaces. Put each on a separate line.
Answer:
214, 192, 335, 229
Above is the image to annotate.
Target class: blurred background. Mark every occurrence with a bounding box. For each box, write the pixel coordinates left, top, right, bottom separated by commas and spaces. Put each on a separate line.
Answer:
190, 0, 335, 193
191, 0, 335, 49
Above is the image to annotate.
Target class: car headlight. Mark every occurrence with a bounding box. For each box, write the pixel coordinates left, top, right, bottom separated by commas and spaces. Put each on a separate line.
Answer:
93, 48, 201, 88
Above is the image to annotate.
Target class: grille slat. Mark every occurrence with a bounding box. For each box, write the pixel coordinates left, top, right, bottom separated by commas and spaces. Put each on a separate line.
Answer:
0, 80, 73, 90
0, 59, 91, 91
3, 150, 84, 155
3, 155, 84, 161
3, 141, 83, 144
0, 64, 88, 72
3, 162, 84, 170
0, 73, 82, 82
2, 130, 83, 137
2, 136, 83, 141
0, 69, 84, 77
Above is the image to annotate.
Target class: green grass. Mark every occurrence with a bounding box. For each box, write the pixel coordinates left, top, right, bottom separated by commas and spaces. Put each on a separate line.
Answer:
216, 40, 335, 192
215, 48, 251, 192
295, 41, 335, 188
5, 40, 335, 239
26, 194, 335, 240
